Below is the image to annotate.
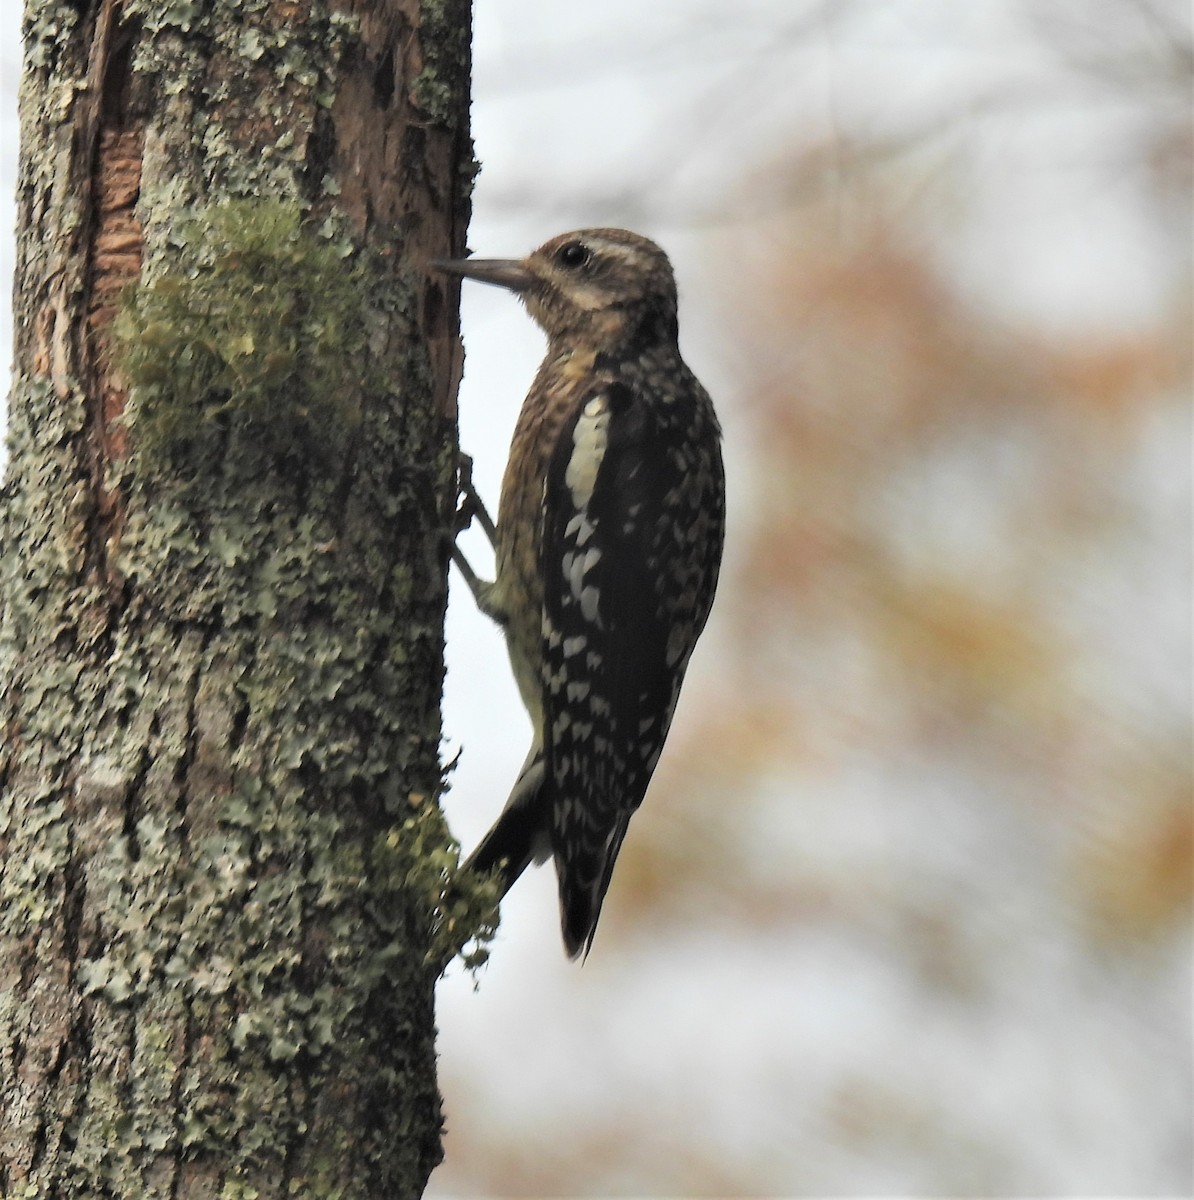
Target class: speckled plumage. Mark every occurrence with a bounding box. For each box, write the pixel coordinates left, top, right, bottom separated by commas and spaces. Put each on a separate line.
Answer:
436, 229, 725, 958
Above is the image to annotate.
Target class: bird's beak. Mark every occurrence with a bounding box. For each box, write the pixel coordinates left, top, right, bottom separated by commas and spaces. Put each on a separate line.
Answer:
431, 256, 534, 293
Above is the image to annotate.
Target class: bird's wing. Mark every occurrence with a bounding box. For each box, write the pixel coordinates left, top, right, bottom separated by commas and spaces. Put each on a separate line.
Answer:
539, 378, 724, 958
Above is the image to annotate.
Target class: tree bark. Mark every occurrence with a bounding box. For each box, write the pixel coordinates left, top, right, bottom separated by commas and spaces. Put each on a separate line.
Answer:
0, 0, 472, 1195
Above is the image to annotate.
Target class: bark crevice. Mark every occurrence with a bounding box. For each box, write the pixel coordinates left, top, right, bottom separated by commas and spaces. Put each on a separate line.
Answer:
79, 0, 145, 593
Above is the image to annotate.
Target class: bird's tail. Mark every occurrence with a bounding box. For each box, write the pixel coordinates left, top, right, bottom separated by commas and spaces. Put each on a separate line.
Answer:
462, 752, 549, 897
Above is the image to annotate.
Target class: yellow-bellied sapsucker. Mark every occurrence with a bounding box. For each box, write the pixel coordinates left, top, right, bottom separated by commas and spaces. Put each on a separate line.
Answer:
436, 228, 725, 959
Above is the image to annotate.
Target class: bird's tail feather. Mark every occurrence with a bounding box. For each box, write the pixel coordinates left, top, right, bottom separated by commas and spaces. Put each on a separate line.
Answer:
462, 754, 547, 899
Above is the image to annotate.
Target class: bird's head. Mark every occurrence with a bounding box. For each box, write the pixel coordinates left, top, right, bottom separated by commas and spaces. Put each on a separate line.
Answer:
434, 228, 679, 348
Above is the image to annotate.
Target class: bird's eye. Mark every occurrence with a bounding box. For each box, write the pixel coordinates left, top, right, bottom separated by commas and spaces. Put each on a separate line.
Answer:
556, 241, 590, 269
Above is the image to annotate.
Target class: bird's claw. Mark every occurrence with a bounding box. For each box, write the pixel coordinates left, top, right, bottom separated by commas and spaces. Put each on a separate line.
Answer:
454, 452, 497, 545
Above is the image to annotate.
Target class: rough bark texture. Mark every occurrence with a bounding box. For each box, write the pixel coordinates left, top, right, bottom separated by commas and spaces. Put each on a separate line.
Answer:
0, 0, 472, 1195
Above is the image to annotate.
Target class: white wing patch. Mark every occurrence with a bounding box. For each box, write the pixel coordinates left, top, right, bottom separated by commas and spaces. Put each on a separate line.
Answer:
560, 394, 613, 632
564, 394, 611, 511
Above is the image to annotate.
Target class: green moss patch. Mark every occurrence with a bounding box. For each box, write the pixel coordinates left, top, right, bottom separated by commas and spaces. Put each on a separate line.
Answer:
114, 199, 376, 473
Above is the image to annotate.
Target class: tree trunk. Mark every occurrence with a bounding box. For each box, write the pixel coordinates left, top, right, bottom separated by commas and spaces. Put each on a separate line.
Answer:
0, 0, 472, 1195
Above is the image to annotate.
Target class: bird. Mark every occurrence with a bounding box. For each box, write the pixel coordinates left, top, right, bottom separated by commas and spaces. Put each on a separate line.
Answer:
434, 228, 725, 959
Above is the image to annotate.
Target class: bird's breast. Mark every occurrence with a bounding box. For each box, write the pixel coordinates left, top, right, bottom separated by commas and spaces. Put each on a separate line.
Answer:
490, 349, 599, 709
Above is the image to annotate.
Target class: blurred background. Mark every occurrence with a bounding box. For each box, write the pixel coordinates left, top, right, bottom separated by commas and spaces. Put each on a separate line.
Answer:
2, 1, 1191, 1195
